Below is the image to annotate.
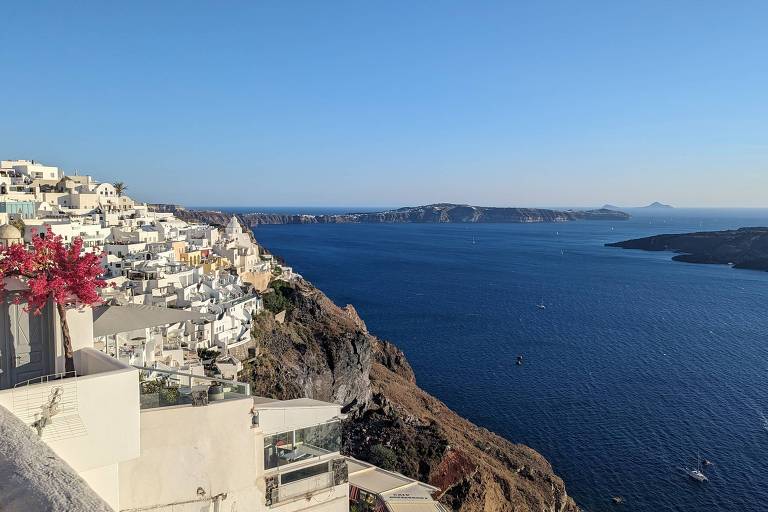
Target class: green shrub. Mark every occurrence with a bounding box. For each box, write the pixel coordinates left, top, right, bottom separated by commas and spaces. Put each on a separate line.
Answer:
197, 347, 219, 360
10, 218, 25, 237
263, 280, 293, 314
369, 444, 398, 471
158, 386, 180, 406
140, 380, 162, 394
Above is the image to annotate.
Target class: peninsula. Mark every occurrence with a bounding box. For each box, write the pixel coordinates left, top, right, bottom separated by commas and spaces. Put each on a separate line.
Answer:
607, 227, 768, 271
152, 203, 630, 226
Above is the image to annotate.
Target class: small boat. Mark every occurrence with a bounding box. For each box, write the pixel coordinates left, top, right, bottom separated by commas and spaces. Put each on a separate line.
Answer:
687, 468, 708, 482
612, 496, 624, 505
536, 301, 546, 310
686, 452, 708, 482
702, 459, 713, 466
516, 355, 523, 366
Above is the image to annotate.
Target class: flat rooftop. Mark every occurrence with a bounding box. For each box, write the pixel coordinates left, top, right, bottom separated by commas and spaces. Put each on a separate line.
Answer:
347, 457, 446, 512
252, 397, 339, 409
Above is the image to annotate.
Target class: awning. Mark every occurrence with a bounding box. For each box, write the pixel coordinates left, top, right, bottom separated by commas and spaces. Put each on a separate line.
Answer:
92, 304, 212, 337
385, 503, 444, 512
346, 457, 443, 512
381, 487, 443, 512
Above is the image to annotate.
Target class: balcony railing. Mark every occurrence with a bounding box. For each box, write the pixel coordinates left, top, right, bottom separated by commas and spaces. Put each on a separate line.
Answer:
135, 365, 250, 410
274, 471, 333, 503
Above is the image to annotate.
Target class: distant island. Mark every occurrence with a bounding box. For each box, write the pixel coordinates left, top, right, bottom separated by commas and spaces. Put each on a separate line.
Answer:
642, 201, 674, 209
607, 227, 768, 271
152, 203, 631, 226
603, 201, 673, 210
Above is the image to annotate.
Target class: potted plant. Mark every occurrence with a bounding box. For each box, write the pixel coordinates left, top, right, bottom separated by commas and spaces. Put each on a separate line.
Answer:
140, 379, 162, 395
208, 382, 225, 401
159, 385, 181, 406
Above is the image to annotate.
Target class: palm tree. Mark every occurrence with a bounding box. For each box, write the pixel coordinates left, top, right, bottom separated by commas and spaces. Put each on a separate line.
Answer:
113, 182, 127, 196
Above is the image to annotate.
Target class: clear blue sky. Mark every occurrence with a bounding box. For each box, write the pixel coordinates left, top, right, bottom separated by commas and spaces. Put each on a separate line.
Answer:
2, 1, 767, 207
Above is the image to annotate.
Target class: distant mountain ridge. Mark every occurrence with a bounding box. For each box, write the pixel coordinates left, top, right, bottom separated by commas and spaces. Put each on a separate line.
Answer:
152, 203, 631, 226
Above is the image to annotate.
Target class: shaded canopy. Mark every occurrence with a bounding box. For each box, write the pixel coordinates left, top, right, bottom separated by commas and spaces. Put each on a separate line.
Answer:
92, 303, 211, 337
347, 457, 444, 512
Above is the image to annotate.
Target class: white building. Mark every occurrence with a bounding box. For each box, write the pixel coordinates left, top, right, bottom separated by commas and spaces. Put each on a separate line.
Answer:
1, 159, 61, 181
94, 182, 117, 198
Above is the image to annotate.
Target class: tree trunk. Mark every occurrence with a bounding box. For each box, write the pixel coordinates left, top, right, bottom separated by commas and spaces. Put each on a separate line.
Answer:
56, 302, 75, 374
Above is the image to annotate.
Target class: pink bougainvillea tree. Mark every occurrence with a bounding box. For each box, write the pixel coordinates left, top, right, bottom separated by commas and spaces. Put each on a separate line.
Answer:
0, 229, 106, 373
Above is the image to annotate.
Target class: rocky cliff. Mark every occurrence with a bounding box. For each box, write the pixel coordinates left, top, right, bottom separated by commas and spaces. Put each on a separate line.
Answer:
242, 278, 578, 512
152, 204, 629, 227
607, 227, 768, 271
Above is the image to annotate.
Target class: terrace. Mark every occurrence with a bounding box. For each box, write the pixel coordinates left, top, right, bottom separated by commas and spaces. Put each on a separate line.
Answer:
135, 365, 250, 410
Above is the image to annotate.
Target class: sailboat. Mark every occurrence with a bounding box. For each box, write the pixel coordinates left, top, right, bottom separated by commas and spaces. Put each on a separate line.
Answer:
686, 452, 708, 482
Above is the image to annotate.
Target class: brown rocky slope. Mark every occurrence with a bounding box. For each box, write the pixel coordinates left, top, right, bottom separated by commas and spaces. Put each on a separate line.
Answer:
241, 278, 578, 512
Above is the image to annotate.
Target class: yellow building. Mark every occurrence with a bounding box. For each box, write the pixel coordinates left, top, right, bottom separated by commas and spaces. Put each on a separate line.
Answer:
180, 249, 202, 266
202, 255, 231, 273
240, 270, 272, 292
170, 241, 186, 262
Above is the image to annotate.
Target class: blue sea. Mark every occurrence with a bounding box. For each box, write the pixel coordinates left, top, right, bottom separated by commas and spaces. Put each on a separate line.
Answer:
235, 208, 768, 512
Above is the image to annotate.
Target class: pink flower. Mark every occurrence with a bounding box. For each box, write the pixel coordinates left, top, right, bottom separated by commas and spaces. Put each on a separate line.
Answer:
0, 228, 106, 313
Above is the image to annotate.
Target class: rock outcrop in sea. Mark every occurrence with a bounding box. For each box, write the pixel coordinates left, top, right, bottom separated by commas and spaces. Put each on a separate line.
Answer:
607, 226, 768, 271
241, 277, 579, 512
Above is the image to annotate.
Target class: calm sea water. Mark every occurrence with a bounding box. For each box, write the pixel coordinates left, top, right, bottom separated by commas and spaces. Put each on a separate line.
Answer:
241, 208, 768, 512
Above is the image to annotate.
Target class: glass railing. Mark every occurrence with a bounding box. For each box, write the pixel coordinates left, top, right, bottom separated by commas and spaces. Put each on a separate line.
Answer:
135, 365, 250, 410
264, 421, 341, 470
274, 470, 333, 503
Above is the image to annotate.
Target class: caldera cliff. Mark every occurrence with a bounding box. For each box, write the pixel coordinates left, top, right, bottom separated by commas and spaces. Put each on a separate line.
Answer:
240, 278, 578, 512
150, 203, 629, 226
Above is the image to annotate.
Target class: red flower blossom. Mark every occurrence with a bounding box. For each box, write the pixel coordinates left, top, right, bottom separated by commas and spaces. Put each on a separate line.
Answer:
0, 228, 107, 373
0, 228, 106, 312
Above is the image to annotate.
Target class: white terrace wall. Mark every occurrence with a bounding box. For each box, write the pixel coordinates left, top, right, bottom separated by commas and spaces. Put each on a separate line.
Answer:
118, 397, 262, 512
0, 348, 140, 510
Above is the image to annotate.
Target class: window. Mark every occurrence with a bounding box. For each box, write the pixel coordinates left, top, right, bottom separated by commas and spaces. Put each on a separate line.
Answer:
263, 420, 341, 470
264, 432, 290, 470
280, 462, 329, 485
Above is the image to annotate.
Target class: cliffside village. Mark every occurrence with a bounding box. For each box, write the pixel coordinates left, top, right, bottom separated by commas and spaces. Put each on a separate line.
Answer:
0, 160, 448, 512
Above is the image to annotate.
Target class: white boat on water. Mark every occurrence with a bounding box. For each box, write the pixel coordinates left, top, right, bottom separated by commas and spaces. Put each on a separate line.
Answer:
686, 452, 708, 482
536, 299, 546, 310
